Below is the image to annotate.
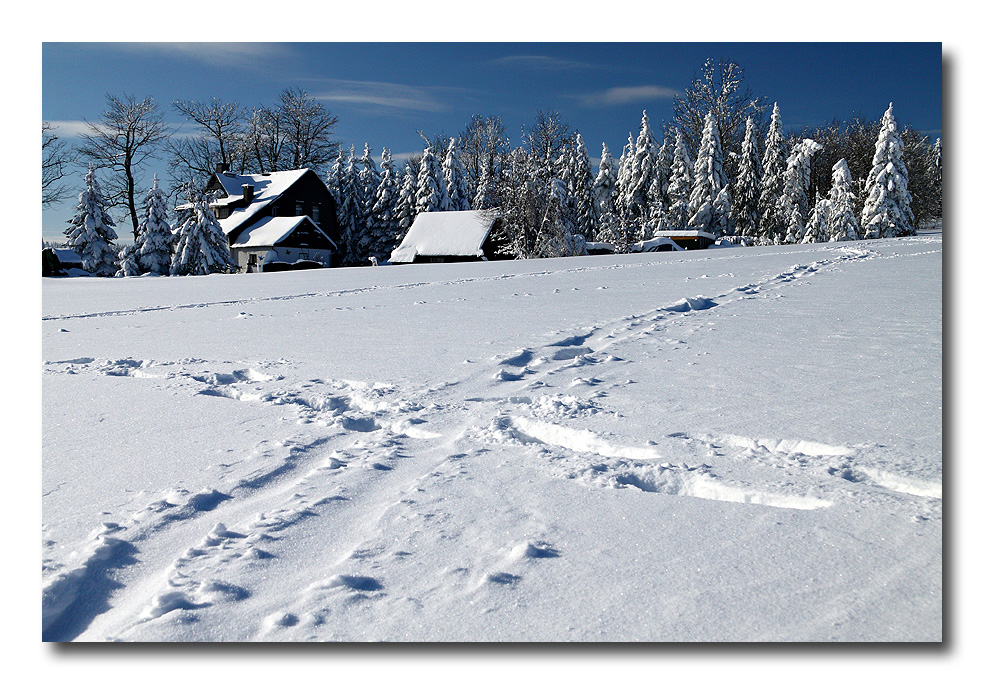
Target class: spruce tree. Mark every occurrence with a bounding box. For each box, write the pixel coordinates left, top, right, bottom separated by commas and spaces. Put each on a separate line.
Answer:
688, 112, 728, 235
666, 130, 693, 230
827, 159, 860, 241
415, 146, 450, 213
115, 243, 141, 277
442, 137, 471, 211
731, 116, 762, 238
393, 163, 418, 242
170, 188, 237, 275
758, 103, 789, 243
624, 111, 658, 223
135, 175, 173, 275
367, 148, 400, 260
565, 133, 597, 240
357, 143, 381, 218
861, 103, 915, 239
614, 133, 635, 218
338, 148, 368, 265
472, 159, 498, 210
779, 139, 823, 244
802, 199, 832, 243
64, 164, 118, 276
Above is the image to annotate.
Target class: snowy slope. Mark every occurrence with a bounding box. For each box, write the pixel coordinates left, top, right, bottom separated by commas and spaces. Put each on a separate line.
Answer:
41, 233, 942, 642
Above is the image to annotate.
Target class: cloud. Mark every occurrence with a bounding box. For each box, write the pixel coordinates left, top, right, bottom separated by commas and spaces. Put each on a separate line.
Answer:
311, 79, 455, 113
43, 120, 93, 139
490, 55, 601, 71
580, 85, 678, 108
111, 43, 294, 69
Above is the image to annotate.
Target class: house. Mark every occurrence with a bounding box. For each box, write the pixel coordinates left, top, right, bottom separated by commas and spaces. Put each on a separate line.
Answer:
389, 210, 507, 264
651, 229, 716, 250
202, 166, 341, 272
42, 247, 87, 277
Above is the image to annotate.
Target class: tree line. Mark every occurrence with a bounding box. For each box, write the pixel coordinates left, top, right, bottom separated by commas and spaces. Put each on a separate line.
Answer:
42, 59, 943, 276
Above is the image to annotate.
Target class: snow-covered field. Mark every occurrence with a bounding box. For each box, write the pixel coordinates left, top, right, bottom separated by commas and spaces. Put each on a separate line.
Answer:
41, 233, 942, 643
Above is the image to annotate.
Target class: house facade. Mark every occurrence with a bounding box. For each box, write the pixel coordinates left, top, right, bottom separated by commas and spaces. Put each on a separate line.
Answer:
203, 166, 341, 272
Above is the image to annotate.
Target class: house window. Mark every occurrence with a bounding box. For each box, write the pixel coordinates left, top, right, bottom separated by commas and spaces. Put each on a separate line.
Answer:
299, 252, 309, 260
312, 205, 320, 224
270, 206, 278, 217
295, 201, 304, 216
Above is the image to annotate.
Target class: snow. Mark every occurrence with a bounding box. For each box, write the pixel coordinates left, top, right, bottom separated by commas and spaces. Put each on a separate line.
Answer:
232, 215, 335, 250
42, 233, 942, 643
390, 209, 499, 263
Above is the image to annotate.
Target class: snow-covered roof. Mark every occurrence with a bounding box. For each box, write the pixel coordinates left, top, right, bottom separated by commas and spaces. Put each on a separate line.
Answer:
52, 248, 82, 264
390, 210, 499, 263
652, 230, 717, 240
231, 215, 336, 250
212, 169, 311, 235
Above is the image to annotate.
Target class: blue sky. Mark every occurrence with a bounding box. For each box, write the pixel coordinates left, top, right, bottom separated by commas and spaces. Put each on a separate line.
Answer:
41, 42, 942, 241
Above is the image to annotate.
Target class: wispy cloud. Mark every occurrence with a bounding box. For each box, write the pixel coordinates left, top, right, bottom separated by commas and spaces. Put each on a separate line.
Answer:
43, 120, 91, 138
579, 85, 678, 108
489, 55, 602, 71
311, 79, 458, 113
110, 43, 294, 69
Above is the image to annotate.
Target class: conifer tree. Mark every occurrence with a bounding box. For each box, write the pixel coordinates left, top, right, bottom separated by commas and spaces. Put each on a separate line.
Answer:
565, 133, 597, 240
64, 164, 119, 276
533, 175, 584, 258
367, 148, 400, 261
115, 243, 141, 277
758, 103, 789, 243
337, 148, 368, 265
624, 111, 658, 223
614, 133, 635, 218
731, 116, 762, 239
393, 163, 418, 242
649, 134, 675, 227
802, 199, 832, 243
472, 158, 497, 210
357, 143, 381, 218
442, 137, 471, 211
170, 188, 237, 275
666, 130, 693, 230
861, 103, 915, 239
827, 159, 860, 241
779, 139, 823, 244
135, 175, 173, 275
688, 112, 728, 235
713, 185, 733, 236
593, 142, 617, 219
415, 146, 451, 213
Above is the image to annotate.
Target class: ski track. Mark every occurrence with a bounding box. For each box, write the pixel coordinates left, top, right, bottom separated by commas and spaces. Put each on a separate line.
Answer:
42, 241, 942, 641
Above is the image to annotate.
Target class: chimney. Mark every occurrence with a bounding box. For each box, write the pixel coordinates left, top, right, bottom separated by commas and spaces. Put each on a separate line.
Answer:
242, 184, 254, 204
216, 162, 229, 174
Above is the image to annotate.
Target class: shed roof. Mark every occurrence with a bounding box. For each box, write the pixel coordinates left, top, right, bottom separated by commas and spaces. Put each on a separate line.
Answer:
390, 210, 499, 263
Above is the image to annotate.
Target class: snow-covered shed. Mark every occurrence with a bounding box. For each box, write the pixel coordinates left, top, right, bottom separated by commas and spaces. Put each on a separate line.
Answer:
390, 210, 506, 264
651, 229, 716, 250
200, 166, 341, 271
42, 247, 88, 277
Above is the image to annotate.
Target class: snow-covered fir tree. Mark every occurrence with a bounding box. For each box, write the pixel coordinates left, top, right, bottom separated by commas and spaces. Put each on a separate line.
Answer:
665, 130, 693, 230
649, 134, 675, 228
931, 138, 943, 220
325, 147, 347, 206
357, 143, 381, 218
135, 175, 173, 275
593, 141, 617, 213
115, 243, 141, 277
861, 103, 915, 239
472, 158, 497, 210
366, 148, 400, 261
713, 185, 733, 236
802, 198, 831, 243
827, 158, 860, 242
442, 137, 471, 212
778, 138, 823, 244
64, 164, 118, 276
393, 163, 418, 242
623, 111, 658, 226
565, 133, 598, 240
170, 188, 237, 276
614, 133, 635, 218
730, 116, 762, 239
688, 112, 728, 235
758, 103, 789, 243
337, 147, 369, 266
415, 146, 451, 214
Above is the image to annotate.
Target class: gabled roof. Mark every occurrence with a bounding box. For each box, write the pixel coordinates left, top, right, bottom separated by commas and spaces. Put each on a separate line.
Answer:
390, 210, 500, 263
211, 169, 312, 235
231, 215, 337, 251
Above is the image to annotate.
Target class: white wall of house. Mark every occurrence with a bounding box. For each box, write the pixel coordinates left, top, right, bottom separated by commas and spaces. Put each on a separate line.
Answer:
231, 246, 333, 272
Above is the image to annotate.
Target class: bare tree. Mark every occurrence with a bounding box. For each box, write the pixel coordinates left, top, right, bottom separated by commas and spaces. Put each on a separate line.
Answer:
42, 122, 76, 208
77, 94, 169, 240
671, 59, 769, 180
240, 89, 339, 176
167, 97, 246, 187
525, 109, 573, 170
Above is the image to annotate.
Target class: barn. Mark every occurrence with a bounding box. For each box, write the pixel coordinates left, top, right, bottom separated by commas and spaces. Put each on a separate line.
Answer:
390, 210, 507, 264
651, 229, 717, 250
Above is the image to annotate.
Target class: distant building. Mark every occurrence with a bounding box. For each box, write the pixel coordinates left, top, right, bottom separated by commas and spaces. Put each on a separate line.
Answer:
651, 229, 716, 250
390, 210, 507, 264
202, 166, 341, 272
41, 247, 87, 277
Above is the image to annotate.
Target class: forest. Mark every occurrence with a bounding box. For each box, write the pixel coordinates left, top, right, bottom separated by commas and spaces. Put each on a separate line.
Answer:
41, 58, 943, 276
